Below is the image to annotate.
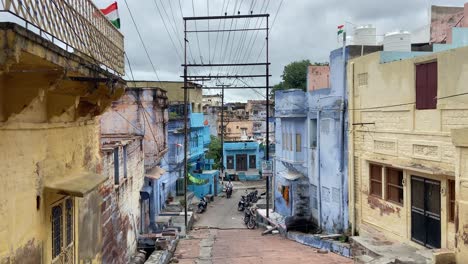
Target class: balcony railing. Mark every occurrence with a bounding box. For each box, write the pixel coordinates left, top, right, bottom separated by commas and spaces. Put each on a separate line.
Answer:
1, 0, 124, 75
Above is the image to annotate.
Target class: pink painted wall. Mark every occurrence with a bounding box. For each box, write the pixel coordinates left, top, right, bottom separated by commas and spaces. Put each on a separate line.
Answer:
464, 3, 468, 27
307, 65, 329, 92
430, 5, 465, 43
100, 87, 169, 170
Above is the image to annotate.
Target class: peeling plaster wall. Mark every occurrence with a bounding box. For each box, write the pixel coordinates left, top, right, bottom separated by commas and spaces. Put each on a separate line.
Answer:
99, 138, 144, 264
0, 122, 102, 263
100, 88, 168, 170
349, 46, 468, 249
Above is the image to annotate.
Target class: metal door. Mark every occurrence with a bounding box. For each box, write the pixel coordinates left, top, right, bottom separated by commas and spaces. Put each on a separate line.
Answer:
411, 176, 441, 248
236, 154, 247, 171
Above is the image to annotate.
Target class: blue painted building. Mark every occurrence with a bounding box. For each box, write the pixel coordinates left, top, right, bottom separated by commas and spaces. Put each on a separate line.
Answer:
223, 141, 262, 181
274, 46, 382, 234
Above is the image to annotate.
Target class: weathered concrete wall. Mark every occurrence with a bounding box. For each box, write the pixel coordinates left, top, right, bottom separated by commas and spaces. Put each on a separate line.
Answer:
129, 81, 203, 113
307, 65, 330, 92
0, 123, 104, 263
430, 5, 464, 43
348, 46, 468, 250
99, 137, 144, 264
0, 23, 124, 264
451, 128, 468, 262
101, 87, 168, 170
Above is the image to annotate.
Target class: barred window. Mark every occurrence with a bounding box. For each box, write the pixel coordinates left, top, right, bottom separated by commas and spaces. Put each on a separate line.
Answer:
65, 199, 73, 245
52, 205, 63, 259
358, 73, 368, 86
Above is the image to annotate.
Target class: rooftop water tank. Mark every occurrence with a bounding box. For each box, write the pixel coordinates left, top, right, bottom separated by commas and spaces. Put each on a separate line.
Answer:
384, 30, 411, 51
354, 25, 377, 45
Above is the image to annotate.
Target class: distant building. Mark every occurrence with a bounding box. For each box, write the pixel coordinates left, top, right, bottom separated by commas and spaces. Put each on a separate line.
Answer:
203, 94, 222, 107
223, 141, 262, 181
246, 100, 275, 142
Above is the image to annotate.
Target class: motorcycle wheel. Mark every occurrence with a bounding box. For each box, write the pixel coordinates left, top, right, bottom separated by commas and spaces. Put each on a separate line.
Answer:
247, 218, 256, 229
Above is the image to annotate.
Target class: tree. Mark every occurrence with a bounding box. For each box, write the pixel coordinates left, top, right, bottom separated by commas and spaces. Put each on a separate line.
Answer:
271, 60, 329, 96
206, 135, 222, 169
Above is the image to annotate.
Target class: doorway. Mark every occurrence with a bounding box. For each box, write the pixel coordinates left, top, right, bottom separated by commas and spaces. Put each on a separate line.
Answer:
236, 154, 247, 171
411, 176, 441, 248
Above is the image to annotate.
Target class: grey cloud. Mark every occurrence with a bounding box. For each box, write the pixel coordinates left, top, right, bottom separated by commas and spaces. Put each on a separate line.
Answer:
95, 0, 466, 102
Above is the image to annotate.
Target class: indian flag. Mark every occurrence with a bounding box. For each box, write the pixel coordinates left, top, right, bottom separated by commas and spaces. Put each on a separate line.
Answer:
101, 2, 120, 29
337, 24, 344, 35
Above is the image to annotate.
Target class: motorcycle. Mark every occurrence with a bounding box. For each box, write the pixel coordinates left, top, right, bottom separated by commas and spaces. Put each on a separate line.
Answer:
197, 197, 207, 213
226, 185, 233, 199
238, 195, 246, 211
244, 206, 257, 229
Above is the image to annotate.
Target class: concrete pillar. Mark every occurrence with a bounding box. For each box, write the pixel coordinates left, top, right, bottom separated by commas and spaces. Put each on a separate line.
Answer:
451, 128, 468, 262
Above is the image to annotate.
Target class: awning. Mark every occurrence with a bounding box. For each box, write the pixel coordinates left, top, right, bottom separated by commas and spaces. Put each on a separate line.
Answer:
146, 166, 166, 180
283, 171, 304, 181
44, 171, 107, 197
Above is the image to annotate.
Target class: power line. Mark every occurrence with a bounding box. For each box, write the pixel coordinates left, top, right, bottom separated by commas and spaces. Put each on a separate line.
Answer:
123, 0, 162, 82
192, 0, 204, 63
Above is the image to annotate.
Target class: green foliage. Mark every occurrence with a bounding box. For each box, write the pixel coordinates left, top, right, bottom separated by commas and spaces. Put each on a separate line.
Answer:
206, 135, 222, 169
169, 111, 181, 119
271, 60, 329, 97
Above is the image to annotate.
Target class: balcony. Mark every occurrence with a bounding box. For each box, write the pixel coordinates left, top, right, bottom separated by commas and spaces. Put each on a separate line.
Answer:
1, 0, 124, 75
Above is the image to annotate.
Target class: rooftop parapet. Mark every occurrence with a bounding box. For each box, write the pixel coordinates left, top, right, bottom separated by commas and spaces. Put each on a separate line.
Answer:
1, 0, 124, 75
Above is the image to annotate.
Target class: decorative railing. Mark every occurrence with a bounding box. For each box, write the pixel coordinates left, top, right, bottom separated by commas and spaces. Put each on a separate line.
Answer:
1, 0, 124, 75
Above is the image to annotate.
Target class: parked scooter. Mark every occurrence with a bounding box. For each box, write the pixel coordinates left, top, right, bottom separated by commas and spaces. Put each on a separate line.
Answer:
238, 195, 246, 211
197, 197, 207, 213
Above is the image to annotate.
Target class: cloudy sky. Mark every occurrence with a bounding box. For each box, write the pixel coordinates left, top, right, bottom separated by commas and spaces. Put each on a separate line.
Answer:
94, 0, 467, 102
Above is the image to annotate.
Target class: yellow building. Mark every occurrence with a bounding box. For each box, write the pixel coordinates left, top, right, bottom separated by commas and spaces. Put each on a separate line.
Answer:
0, 1, 124, 263
348, 46, 468, 259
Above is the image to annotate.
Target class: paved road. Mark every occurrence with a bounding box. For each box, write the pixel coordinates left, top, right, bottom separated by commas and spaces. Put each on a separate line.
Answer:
173, 181, 352, 264
194, 187, 250, 229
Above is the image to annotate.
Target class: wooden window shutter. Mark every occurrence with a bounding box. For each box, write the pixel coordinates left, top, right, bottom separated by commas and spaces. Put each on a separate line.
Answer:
416, 62, 437, 109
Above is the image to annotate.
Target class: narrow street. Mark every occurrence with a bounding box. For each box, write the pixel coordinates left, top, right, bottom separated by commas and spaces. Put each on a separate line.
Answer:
173, 186, 352, 264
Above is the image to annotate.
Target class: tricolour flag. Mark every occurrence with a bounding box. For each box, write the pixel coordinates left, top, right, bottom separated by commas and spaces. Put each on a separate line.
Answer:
337, 24, 344, 35
101, 2, 120, 29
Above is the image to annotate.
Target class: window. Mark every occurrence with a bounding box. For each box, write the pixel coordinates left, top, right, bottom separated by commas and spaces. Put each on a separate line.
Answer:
416, 62, 437, 110
370, 164, 383, 198
449, 180, 455, 222
65, 199, 73, 245
358, 73, 368, 86
227, 156, 234, 169
296, 134, 302, 152
114, 148, 119, 185
310, 119, 317, 148
281, 186, 290, 206
123, 145, 128, 178
386, 168, 403, 205
52, 205, 63, 259
51, 198, 74, 262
